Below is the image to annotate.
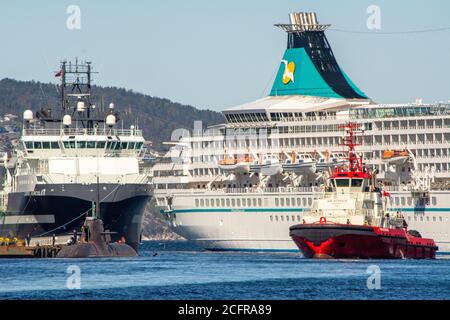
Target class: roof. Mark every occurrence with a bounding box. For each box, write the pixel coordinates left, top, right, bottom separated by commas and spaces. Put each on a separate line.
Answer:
223, 95, 370, 114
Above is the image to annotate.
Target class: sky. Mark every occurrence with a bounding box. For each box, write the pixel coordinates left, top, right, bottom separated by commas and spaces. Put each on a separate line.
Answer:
1, 0, 450, 111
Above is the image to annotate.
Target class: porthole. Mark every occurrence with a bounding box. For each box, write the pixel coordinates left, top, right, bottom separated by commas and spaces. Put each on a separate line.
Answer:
221, 199, 225, 207
275, 216, 278, 222
270, 216, 273, 222
275, 198, 279, 206
258, 198, 262, 207
280, 198, 285, 206
286, 198, 290, 206
231, 199, 236, 207
195, 199, 199, 207
297, 198, 301, 206
236, 198, 241, 207
200, 199, 205, 207
280, 216, 284, 222
226, 199, 230, 207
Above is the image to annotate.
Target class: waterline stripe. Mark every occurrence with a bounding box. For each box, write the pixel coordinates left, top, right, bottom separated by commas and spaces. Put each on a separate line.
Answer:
166, 207, 450, 214
169, 208, 305, 214
388, 208, 450, 212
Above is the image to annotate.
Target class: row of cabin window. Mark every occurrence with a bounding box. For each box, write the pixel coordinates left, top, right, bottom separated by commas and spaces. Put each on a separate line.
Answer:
408, 215, 444, 222
389, 196, 437, 206
270, 215, 301, 222
275, 197, 313, 207
25, 141, 143, 150
195, 198, 263, 208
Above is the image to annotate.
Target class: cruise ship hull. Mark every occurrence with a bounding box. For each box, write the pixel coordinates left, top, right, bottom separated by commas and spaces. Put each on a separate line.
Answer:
2, 183, 151, 251
160, 190, 450, 254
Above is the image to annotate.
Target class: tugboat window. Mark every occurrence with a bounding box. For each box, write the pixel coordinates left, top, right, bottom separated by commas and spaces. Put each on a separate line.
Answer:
351, 179, 363, 187
335, 179, 350, 187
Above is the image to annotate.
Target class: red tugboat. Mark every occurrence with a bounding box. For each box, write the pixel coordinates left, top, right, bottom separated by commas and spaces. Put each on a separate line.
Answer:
289, 123, 438, 259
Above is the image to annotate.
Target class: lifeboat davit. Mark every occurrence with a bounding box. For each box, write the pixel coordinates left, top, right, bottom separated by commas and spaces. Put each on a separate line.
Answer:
218, 154, 252, 174
250, 155, 283, 175
282, 152, 316, 174
382, 149, 410, 165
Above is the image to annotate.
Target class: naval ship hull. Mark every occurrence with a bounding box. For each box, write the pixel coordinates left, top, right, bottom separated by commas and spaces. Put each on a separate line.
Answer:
2, 183, 152, 251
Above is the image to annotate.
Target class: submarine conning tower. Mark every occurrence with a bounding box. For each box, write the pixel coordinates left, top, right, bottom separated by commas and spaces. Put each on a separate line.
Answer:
270, 12, 368, 100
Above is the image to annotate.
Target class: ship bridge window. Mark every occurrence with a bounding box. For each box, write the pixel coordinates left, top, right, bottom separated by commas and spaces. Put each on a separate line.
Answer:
33, 142, 42, 149
63, 141, 76, 149
97, 141, 106, 149
351, 179, 363, 187
86, 141, 96, 148
42, 142, 51, 149
128, 142, 136, 149
135, 142, 143, 150
24, 141, 33, 149
77, 141, 86, 148
334, 179, 350, 187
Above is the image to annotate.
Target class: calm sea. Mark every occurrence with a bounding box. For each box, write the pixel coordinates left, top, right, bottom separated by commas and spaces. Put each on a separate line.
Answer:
0, 241, 448, 300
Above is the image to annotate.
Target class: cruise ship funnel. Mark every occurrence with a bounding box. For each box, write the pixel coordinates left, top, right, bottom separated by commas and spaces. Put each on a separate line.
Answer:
271, 12, 368, 99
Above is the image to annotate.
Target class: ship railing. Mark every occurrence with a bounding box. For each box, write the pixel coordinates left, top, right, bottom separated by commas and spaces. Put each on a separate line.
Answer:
218, 186, 319, 194
23, 128, 143, 137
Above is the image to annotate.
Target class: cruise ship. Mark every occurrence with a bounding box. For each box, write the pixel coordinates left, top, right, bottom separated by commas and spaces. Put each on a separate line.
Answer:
152, 12, 450, 253
0, 60, 152, 251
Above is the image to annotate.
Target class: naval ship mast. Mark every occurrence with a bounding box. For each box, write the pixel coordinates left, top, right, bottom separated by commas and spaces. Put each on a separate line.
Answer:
34, 59, 119, 131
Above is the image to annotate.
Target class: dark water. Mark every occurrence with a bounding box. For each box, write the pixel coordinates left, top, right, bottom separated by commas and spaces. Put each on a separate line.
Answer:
0, 241, 449, 300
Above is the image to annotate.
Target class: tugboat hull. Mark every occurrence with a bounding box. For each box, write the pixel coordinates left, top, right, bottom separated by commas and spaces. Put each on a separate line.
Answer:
290, 223, 438, 259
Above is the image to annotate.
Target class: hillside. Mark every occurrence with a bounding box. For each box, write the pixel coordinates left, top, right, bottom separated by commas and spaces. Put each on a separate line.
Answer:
0, 78, 224, 150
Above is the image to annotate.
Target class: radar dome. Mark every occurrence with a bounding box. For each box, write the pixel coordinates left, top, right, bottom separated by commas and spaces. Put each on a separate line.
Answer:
77, 101, 86, 112
106, 114, 116, 127
63, 115, 72, 126
23, 110, 33, 121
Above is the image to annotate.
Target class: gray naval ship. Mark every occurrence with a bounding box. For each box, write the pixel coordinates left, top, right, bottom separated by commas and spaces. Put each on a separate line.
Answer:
0, 60, 152, 251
